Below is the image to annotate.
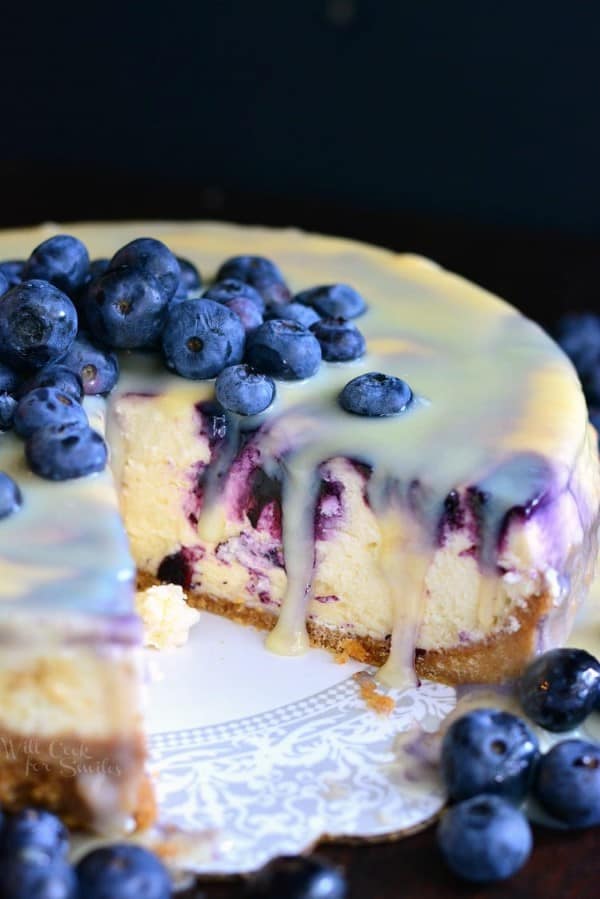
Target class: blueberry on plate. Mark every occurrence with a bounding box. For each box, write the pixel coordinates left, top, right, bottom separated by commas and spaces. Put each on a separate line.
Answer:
216, 364, 275, 416
266, 302, 320, 329
0, 270, 7, 297
19, 364, 84, 403
0, 259, 25, 289
534, 739, 600, 828
339, 372, 412, 416
437, 794, 532, 883
0, 361, 21, 395
203, 278, 266, 315
109, 237, 181, 302
295, 284, 367, 319
162, 298, 245, 379
244, 854, 347, 899
83, 267, 170, 349
26, 422, 107, 481
310, 317, 366, 362
0, 280, 78, 371
0, 856, 77, 899
88, 257, 110, 280
555, 312, 600, 405
0, 808, 69, 862
60, 331, 119, 396
176, 256, 202, 294
0, 393, 17, 430
224, 296, 263, 333
76, 844, 171, 899
14, 387, 87, 439
216, 256, 291, 307
440, 708, 539, 802
22, 235, 90, 298
246, 320, 321, 380
0, 472, 22, 520
518, 647, 600, 731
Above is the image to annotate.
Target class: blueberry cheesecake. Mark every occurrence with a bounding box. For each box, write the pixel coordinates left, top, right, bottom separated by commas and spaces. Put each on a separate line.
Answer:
0, 221, 598, 835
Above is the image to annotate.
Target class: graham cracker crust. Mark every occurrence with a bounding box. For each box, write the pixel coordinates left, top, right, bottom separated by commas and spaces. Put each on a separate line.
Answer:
0, 729, 154, 832
138, 570, 553, 684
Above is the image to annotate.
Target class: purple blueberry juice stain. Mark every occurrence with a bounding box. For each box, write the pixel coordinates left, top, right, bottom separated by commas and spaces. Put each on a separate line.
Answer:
314, 475, 345, 541
313, 594, 340, 604
157, 546, 203, 591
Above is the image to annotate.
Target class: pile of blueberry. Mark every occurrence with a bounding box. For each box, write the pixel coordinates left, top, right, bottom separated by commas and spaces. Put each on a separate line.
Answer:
0, 233, 414, 514
437, 647, 600, 884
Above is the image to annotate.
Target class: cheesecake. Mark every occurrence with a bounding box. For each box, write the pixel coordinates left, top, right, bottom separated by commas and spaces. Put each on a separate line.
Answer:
0, 220, 598, 835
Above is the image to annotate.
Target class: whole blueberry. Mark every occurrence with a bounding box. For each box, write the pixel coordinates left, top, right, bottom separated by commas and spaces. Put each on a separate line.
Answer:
246, 320, 321, 380
555, 313, 600, 405
216, 256, 290, 307
0, 280, 78, 370
89, 258, 110, 280
216, 364, 276, 416
26, 422, 107, 481
519, 648, 600, 731
0, 259, 25, 288
441, 708, 539, 803
0, 393, 17, 430
177, 256, 202, 294
109, 237, 181, 301
339, 372, 412, 416
224, 296, 263, 332
0, 472, 22, 520
437, 794, 532, 883
22, 235, 90, 297
295, 284, 367, 319
0, 809, 69, 862
0, 856, 77, 899
83, 268, 169, 349
203, 278, 265, 315
266, 302, 320, 329
19, 365, 83, 403
0, 361, 21, 395
310, 317, 366, 362
162, 298, 245, 379
244, 855, 347, 899
60, 331, 119, 395
76, 844, 171, 899
534, 739, 600, 828
15, 387, 87, 438
0, 271, 7, 297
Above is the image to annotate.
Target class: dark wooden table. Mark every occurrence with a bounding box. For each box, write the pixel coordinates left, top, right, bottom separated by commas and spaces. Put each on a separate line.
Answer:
2, 166, 599, 898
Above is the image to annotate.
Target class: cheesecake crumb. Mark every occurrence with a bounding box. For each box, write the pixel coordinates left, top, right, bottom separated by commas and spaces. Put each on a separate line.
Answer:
334, 638, 371, 665
355, 672, 395, 715
135, 585, 200, 649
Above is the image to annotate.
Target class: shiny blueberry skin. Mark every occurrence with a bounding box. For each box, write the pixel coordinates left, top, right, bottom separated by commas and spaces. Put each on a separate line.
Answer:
83, 268, 170, 349
22, 235, 90, 298
0, 472, 22, 519
0, 259, 25, 288
0, 280, 78, 371
0, 809, 69, 862
555, 312, 600, 405
216, 256, 291, 307
224, 296, 264, 333
437, 794, 532, 883
60, 331, 119, 396
339, 372, 412, 416
216, 364, 276, 416
534, 739, 600, 828
0, 361, 20, 395
203, 278, 266, 315
109, 237, 181, 302
19, 364, 84, 403
76, 844, 172, 899
0, 393, 17, 430
0, 856, 77, 899
14, 387, 87, 438
441, 708, 539, 802
26, 422, 107, 481
246, 319, 321, 380
177, 256, 202, 294
244, 855, 347, 899
310, 317, 366, 362
295, 284, 367, 319
266, 302, 320, 329
518, 648, 600, 731
163, 298, 245, 379
0, 271, 7, 296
